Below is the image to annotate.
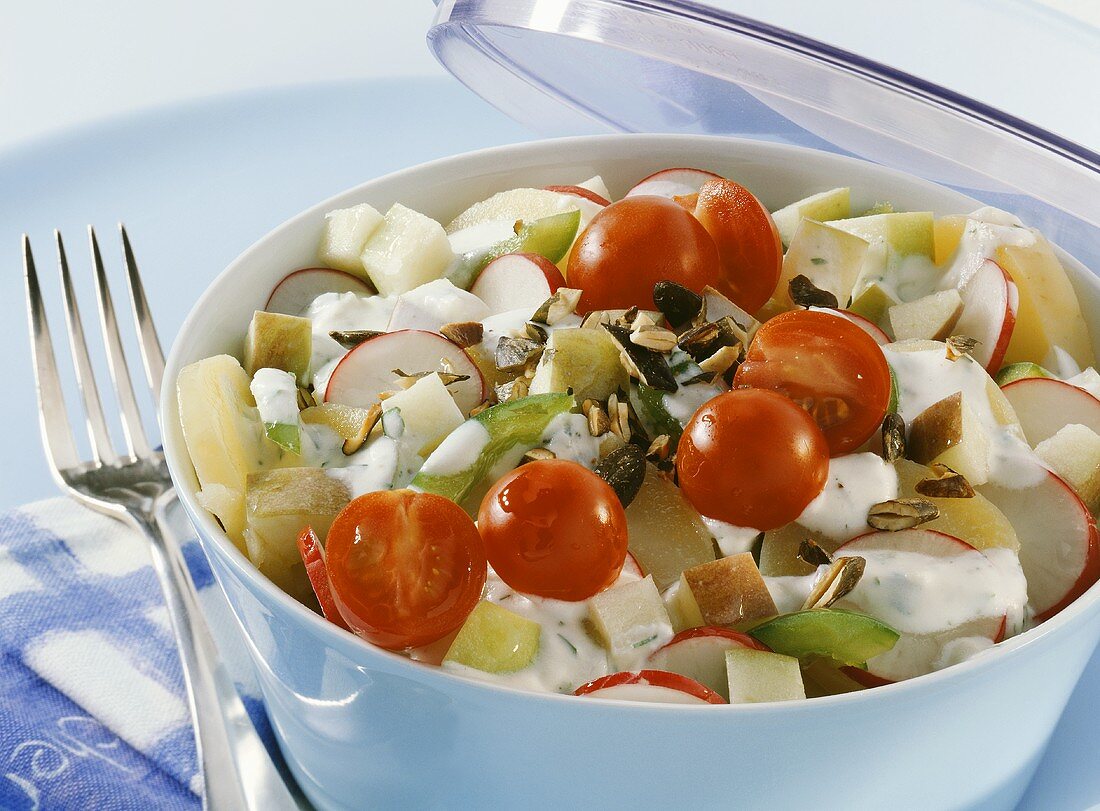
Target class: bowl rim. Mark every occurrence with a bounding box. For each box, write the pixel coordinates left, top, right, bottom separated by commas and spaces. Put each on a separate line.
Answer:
161, 131, 1100, 712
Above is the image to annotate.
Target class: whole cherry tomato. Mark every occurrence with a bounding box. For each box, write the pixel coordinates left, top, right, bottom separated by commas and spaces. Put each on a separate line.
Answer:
734, 309, 892, 456
478, 459, 628, 601
567, 196, 721, 311
691, 178, 782, 315
676, 389, 829, 530
325, 490, 486, 650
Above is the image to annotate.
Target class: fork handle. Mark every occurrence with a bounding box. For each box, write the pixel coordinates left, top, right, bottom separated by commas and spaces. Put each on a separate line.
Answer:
132, 508, 301, 811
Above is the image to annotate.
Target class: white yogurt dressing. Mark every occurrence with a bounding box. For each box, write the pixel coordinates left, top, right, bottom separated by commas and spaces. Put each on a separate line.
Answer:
539, 413, 601, 468
304, 291, 396, 393
415, 419, 492, 479
837, 545, 1027, 636
249, 368, 299, 427
442, 567, 645, 693
939, 208, 1036, 291
702, 517, 761, 557
324, 436, 400, 497
797, 453, 898, 541
883, 345, 1042, 488
662, 382, 723, 424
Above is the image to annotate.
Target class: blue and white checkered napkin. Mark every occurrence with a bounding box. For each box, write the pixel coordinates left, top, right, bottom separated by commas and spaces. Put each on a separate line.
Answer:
0, 498, 276, 810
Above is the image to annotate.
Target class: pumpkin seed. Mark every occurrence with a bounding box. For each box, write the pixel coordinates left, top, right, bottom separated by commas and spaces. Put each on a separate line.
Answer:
439, 321, 483, 348
652, 280, 704, 328
867, 498, 940, 531
594, 444, 646, 507
788, 274, 838, 309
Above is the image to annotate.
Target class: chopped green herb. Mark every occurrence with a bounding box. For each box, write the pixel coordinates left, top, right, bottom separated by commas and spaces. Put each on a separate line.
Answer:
632, 634, 659, 649
810, 256, 827, 265
557, 634, 578, 654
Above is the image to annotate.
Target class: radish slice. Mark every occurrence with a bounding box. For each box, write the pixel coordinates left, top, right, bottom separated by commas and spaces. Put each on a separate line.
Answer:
470, 253, 565, 316
626, 167, 722, 199
544, 185, 611, 207
296, 527, 349, 630
952, 259, 1017, 371
648, 627, 769, 697
325, 329, 485, 413
574, 670, 726, 704
265, 267, 374, 315
981, 469, 1100, 620
1000, 377, 1100, 446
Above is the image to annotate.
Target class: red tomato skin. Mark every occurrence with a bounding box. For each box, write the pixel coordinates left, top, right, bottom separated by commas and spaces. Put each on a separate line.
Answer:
567, 196, 721, 312
734, 309, 892, 456
326, 490, 486, 650
676, 389, 829, 530
296, 526, 350, 631
478, 460, 628, 601
692, 179, 782, 316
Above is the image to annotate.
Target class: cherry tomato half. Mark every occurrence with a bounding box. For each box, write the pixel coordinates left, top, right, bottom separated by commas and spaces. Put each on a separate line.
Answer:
567, 196, 721, 312
691, 179, 782, 315
325, 490, 486, 650
478, 459, 628, 601
676, 389, 829, 530
734, 309, 892, 456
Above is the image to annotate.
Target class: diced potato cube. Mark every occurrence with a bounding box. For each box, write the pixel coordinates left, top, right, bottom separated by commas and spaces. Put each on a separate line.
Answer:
528, 327, 628, 403
664, 574, 706, 632
847, 281, 899, 326
381, 373, 464, 457
1035, 424, 1100, 514
588, 575, 673, 668
319, 203, 384, 274
444, 601, 541, 673
625, 465, 715, 590
177, 355, 277, 549
725, 649, 806, 703
888, 289, 963, 342
682, 553, 777, 627
758, 523, 839, 577
244, 468, 351, 605
361, 203, 454, 296
244, 311, 312, 384
908, 391, 991, 485
771, 219, 868, 313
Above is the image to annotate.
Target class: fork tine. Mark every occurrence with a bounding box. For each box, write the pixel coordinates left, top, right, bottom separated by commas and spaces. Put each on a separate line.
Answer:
23, 235, 81, 476
56, 231, 117, 465
89, 226, 153, 459
119, 224, 165, 410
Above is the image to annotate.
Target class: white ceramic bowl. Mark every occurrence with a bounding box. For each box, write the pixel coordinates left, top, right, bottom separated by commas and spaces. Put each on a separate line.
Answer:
161, 134, 1100, 810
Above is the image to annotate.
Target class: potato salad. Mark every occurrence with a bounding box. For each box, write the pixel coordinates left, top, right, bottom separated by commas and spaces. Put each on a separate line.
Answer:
177, 167, 1100, 705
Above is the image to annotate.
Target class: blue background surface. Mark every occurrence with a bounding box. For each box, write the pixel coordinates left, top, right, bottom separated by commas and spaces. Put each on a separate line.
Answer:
0, 77, 1095, 809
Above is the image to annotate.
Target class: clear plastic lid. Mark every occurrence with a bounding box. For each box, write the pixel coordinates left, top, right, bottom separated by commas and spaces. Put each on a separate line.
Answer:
427, 0, 1100, 268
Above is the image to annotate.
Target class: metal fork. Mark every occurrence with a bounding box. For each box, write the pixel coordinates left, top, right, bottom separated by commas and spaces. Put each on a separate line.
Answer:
23, 227, 301, 811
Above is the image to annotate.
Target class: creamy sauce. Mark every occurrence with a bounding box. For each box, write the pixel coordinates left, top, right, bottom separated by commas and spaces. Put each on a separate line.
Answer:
662, 383, 722, 424
702, 517, 761, 557
540, 413, 601, 468
441, 567, 644, 694
304, 291, 396, 392
388, 278, 489, 332
764, 574, 818, 615
249, 368, 299, 427
324, 436, 400, 497
883, 345, 1042, 488
939, 209, 1036, 291
797, 453, 898, 541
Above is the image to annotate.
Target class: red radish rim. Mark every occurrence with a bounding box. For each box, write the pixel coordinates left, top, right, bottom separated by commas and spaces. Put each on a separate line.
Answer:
264, 266, 373, 313
544, 185, 611, 206
986, 264, 1018, 372
838, 310, 890, 345
323, 329, 486, 407
1036, 512, 1100, 622
296, 527, 350, 630
653, 626, 771, 655
630, 167, 722, 187
471, 252, 567, 294
574, 670, 727, 704
841, 666, 894, 688
1000, 375, 1100, 407
837, 528, 979, 554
